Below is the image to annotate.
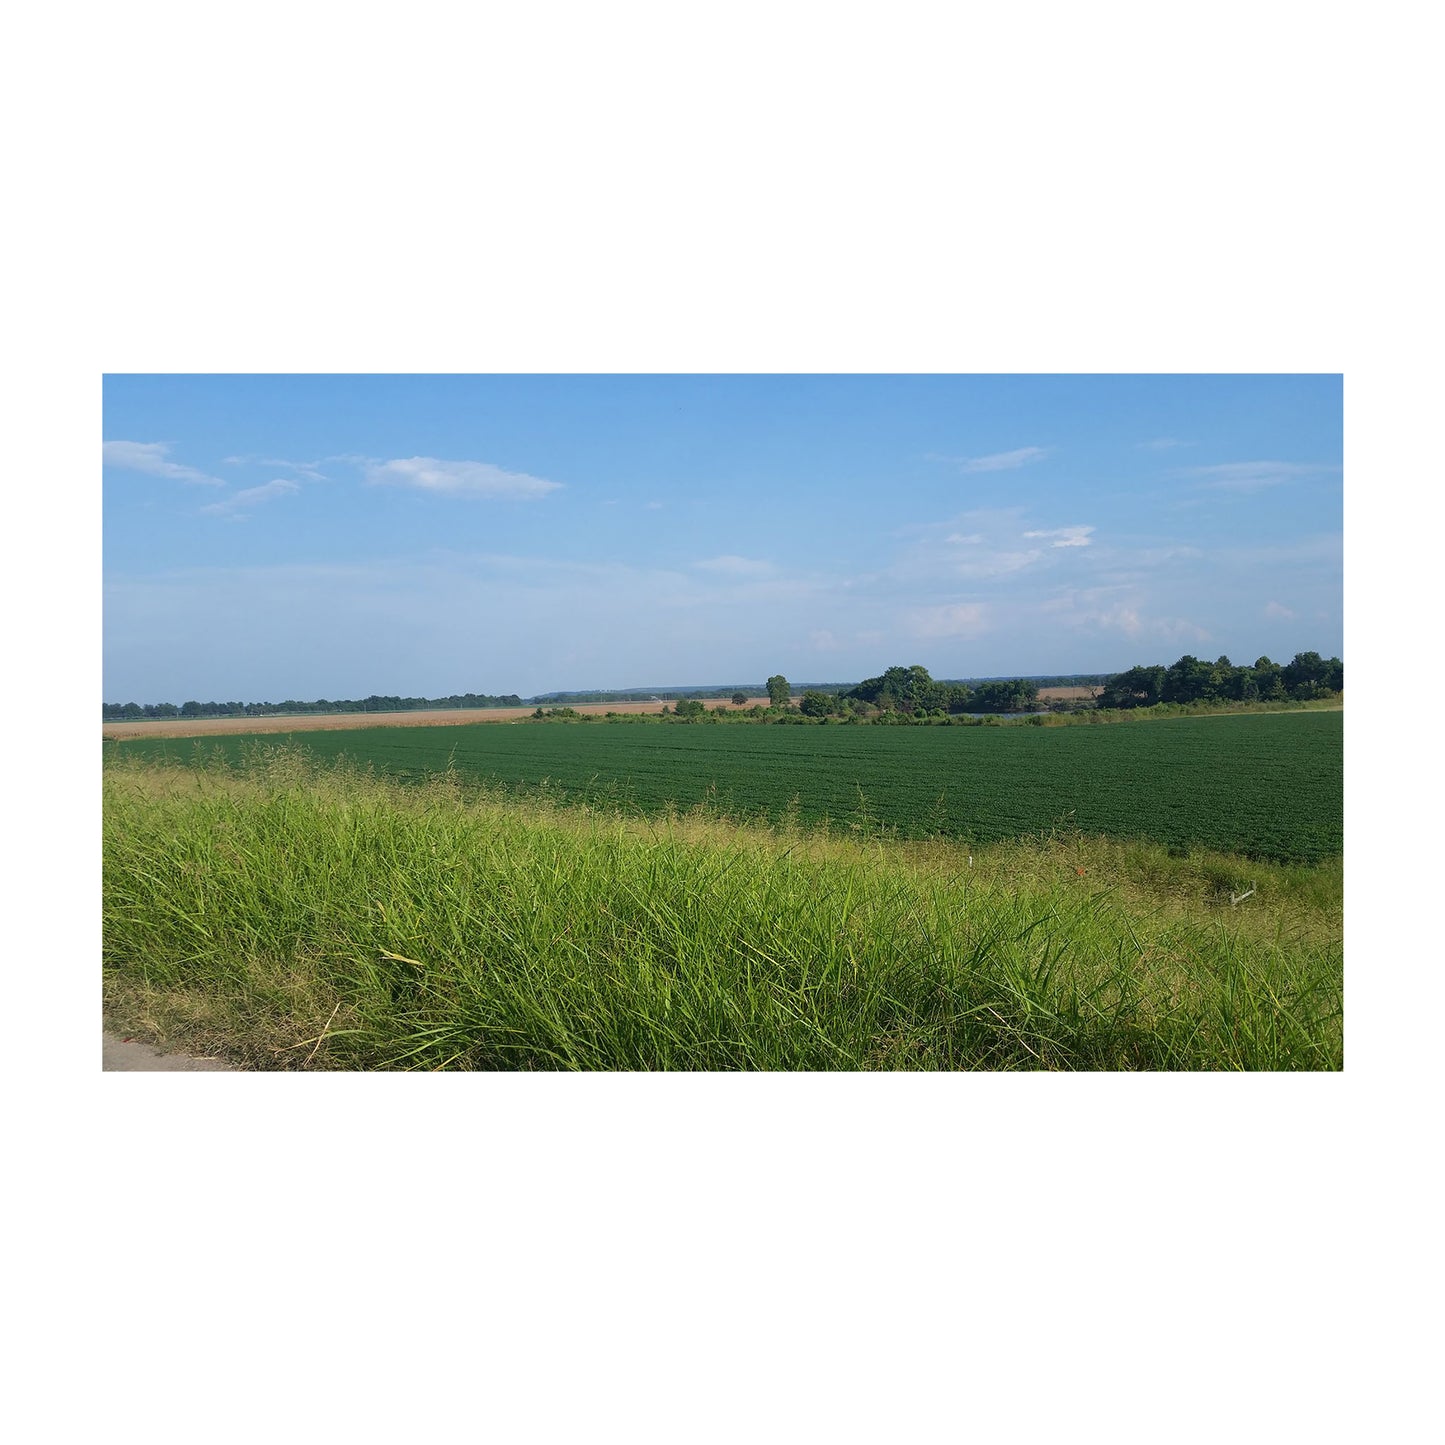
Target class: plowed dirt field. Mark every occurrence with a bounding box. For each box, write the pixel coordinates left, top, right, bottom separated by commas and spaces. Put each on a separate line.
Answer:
102, 698, 774, 740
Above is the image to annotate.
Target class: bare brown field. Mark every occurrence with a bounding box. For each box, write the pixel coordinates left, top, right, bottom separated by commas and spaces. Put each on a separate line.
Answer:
103, 689, 1108, 740
102, 698, 775, 740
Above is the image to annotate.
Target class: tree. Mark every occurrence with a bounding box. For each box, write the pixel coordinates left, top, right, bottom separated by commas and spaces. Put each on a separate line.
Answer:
732, 693, 748, 707
799, 690, 832, 717
847, 663, 947, 713
1162, 655, 1214, 704
1226, 667, 1260, 702
1283, 651, 1328, 697
673, 698, 705, 719
766, 674, 791, 708
1208, 655, 1234, 698
1098, 665, 1166, 709
971, 679, 1038, 712
1253, 657, 1285, 701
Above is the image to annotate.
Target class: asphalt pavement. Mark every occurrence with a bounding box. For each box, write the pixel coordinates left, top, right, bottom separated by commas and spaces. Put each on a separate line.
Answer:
102, 1032, 236, 1071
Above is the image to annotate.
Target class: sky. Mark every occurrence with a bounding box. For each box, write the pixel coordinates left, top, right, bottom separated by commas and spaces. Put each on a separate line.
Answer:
103, 374, 1342, 702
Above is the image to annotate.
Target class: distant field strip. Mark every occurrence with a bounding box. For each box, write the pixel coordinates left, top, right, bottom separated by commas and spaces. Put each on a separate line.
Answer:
100, 698, 776, 740
110, 712, 1342, 863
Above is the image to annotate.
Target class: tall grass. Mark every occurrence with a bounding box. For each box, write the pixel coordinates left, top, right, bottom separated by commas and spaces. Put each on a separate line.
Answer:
102, 749, 1342, 1070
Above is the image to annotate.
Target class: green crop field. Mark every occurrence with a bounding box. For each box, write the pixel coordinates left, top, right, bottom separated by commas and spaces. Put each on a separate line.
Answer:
109, 711, 1342, 864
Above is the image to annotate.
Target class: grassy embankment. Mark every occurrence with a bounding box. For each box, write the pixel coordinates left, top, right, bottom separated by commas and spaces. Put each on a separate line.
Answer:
103, 748, 1342, 1071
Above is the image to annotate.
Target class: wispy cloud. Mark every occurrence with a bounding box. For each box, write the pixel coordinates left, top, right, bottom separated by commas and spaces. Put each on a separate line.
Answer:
224, 454, 332, 482
694, 555, 774, 576
903, 602, 991, 639
1129, 545, 1203, 567
1023, 525, 1094, 548
1155, 616, 1213, 644
103, 440, 224, 487
1136, 437, 1194, 451
1264, 600, 1296, 619
1039, 587, 1142, 636
200, 479, 299, 517
365, 456, 563, 499
931, 446, 1050, 473
1217, 534, 1342, 567
1040, 586, 1210, 644
898, 509, 1102, 583
1184, 460, 1332, 493
952, 549, 1045, 580
1077, 603, 1144, 637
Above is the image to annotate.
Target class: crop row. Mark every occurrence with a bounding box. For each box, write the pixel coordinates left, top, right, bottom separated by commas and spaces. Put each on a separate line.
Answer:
109, 711, 1343, 864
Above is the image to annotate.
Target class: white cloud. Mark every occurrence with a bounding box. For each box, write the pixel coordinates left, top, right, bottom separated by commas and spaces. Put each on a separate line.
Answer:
221, 454, 330, 481
903, 602, 990, 639
899, 509, 1097, 583
365, 456, 562, 499
200, 479, 300, 517
1264, 600, 1296, 619
1136, 437, 1193, 451
103, 440, 225, 487
809, 629, 841, 650
694, 555, 774, 577
1023, 525, 1094, 547
931, 446, 1049, 472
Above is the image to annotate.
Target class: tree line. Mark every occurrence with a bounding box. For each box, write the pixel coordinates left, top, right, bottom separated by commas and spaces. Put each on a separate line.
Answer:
737, 654, 1340, 722
103, 652, 1340, 724
1096, 651, 1341, 708
102, 691, 524, 722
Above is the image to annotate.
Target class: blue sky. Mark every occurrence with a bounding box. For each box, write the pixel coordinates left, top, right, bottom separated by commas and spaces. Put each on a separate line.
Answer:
103, 374, 1342, 702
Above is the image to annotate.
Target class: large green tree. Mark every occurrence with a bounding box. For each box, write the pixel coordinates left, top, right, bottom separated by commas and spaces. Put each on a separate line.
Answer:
1098, 665, 1166, 709
766, 674, 791, 707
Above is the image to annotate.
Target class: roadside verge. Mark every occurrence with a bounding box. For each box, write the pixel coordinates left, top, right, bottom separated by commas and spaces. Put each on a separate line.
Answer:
102, 1031, 237, 1071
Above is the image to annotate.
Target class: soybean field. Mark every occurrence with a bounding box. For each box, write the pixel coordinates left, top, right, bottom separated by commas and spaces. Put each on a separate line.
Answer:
110, 711, 1343, 864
